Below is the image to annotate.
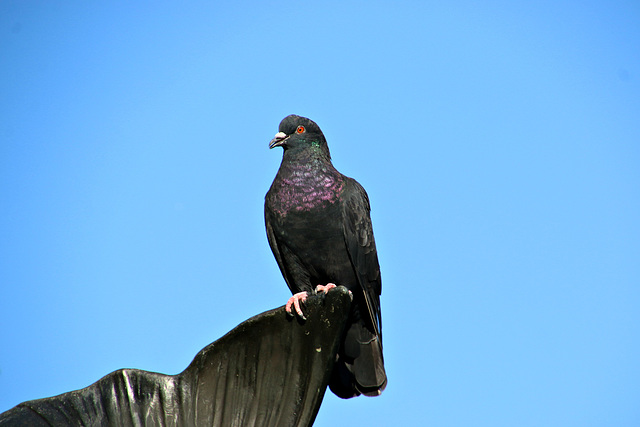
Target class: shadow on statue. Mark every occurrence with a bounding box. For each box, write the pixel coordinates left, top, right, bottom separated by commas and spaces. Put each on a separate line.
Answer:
0, 287, 352, 427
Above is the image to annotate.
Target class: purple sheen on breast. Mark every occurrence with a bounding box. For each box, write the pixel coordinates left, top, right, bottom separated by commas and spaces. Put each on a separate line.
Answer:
271, 166, 344, 216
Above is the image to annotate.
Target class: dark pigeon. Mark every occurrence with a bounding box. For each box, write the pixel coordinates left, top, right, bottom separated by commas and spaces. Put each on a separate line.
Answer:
265, 114, 387, 398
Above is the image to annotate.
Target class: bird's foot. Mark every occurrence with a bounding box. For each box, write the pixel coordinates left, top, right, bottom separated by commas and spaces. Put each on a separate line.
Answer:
315, 283, 337, 294
285, 291, 308, 320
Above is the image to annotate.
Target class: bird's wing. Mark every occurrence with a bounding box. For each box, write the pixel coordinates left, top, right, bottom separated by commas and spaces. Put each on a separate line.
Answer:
341, 177, 382, 338
265, 206, 297, 295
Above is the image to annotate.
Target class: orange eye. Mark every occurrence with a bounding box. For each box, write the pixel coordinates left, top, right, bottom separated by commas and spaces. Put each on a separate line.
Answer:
296, 125, 305, 134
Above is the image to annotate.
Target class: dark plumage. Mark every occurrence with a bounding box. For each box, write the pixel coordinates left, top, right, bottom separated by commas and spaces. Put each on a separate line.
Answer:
264, 114, 387, 398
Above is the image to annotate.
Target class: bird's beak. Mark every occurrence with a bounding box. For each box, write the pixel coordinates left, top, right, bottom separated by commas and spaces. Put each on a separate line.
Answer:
269, 132, 288, 149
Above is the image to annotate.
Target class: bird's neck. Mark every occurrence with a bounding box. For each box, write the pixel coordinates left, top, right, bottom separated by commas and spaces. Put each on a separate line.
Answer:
279, 145, 335, 177
283, 141, 331, 163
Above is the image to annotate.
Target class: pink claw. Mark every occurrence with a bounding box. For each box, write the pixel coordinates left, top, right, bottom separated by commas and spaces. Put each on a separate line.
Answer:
315, 283, 337, 293
286, 291, 308, 319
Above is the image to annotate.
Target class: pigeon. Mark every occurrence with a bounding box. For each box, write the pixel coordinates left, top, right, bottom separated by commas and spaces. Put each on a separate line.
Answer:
264, 114, 387, 398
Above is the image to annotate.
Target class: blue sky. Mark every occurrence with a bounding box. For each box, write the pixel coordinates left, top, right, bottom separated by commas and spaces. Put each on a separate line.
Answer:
1, 1, 639, 425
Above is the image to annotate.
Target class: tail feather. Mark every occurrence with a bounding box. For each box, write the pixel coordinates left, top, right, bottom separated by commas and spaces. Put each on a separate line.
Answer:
329, 321, 386, 398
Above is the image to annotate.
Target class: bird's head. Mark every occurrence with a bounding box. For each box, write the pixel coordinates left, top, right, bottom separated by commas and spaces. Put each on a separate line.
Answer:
269, 115, 331, 159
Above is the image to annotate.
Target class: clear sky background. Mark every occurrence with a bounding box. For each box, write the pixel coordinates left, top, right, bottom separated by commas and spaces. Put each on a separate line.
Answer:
1, 1, 639, 426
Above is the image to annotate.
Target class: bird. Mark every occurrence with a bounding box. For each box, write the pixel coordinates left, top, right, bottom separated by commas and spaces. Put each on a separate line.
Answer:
264, 114, 386, 398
